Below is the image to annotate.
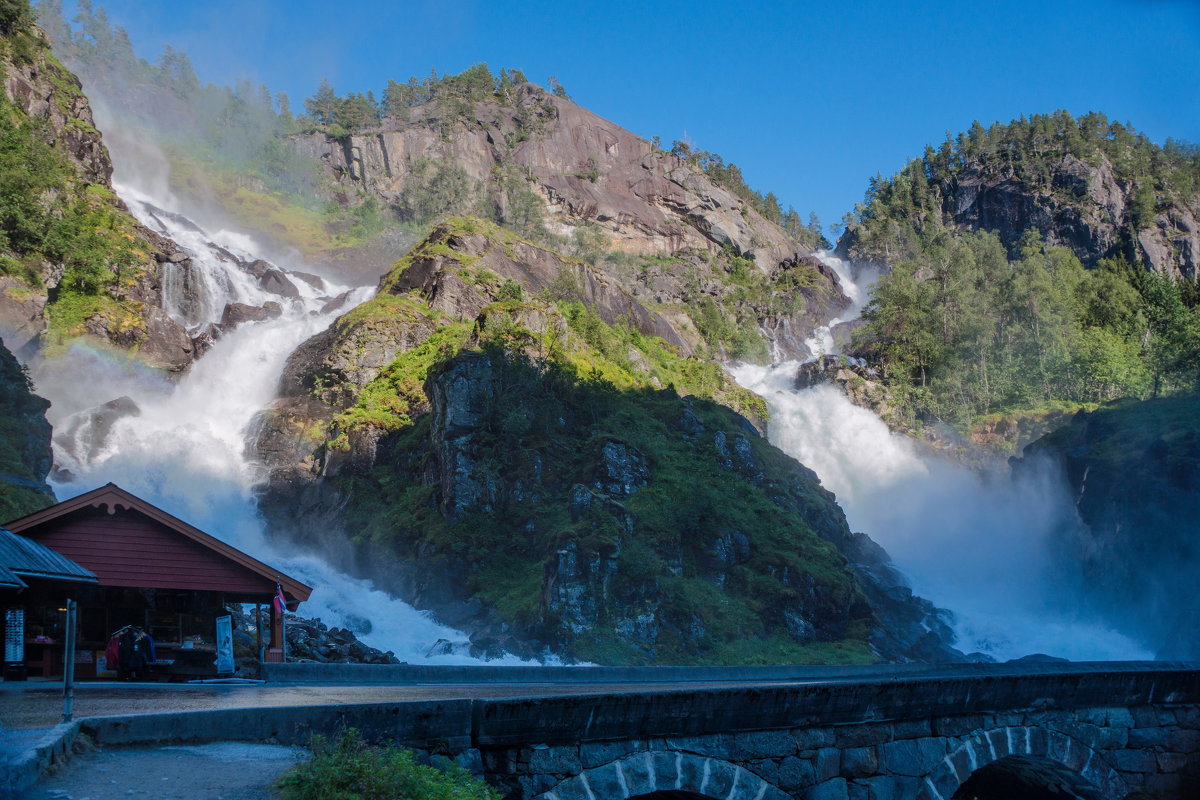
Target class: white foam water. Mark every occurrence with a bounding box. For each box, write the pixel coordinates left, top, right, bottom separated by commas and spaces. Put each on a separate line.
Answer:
30, 181, 531, 664
731, 254, 1150, 662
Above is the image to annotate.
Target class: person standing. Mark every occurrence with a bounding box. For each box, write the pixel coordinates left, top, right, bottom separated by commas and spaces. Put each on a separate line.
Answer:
104, 632, 120, 678
117, 628, 136, 681
130, 628, 153, 680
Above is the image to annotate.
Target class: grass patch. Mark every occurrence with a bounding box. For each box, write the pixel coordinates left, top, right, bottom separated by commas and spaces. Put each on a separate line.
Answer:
278, 729, 500, 800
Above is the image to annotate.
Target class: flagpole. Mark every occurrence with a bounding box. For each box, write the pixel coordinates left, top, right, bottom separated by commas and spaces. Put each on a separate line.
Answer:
276, 583, 287, 663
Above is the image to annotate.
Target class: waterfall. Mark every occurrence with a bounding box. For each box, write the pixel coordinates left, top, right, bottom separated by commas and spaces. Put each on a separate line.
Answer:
732, 254, 1151, 662
29, 181, 528, 664
19, 153, 1150, 663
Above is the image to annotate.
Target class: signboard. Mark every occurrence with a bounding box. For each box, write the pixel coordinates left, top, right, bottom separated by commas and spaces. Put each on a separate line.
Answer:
4, 607, 23, 663
96, 651, 117, 678
214, 615, 234, 674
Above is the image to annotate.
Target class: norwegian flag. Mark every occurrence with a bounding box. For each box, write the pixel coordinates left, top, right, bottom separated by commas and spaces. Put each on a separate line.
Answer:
273, 584, 287, 615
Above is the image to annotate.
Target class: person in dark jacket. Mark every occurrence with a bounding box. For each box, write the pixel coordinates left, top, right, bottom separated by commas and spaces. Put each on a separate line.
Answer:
117, 628, 136, 680
130, 628, 153, 679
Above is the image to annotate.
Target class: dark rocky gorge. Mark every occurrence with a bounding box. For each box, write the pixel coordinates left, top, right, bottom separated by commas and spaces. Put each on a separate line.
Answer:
1017, 397, 1200, 661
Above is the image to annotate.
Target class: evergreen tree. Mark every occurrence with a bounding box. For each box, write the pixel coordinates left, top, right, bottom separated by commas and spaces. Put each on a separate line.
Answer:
305, 78, 338, 127
382, 79, 409, 119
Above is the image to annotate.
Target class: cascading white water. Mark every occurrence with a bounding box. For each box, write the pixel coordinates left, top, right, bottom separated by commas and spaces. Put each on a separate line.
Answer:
798, 251, 877, 359
738, 254, 1151, 662
21, 133, 1149, 664
30, 180, 530, 664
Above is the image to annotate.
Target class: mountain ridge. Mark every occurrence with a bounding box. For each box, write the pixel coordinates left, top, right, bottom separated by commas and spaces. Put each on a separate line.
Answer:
837, 110, 1200, 278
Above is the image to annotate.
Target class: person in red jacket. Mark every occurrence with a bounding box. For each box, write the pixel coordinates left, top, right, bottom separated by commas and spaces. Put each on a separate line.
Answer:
103, 633, 120, 677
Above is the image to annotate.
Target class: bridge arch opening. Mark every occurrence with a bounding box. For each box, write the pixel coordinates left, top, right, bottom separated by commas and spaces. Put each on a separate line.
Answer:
950, 755, 1103, 800
536, 752, 790, 800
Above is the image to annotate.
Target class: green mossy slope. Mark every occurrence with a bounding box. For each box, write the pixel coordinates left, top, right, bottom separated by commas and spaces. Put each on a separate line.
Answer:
257, 217, 957, 664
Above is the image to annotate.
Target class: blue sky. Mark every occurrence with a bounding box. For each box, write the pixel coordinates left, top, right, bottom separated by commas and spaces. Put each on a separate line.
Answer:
65, 0, 1200, 235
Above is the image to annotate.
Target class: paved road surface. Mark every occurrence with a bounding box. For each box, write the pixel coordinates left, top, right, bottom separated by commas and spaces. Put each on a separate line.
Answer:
0, 680, 736, 730
16, 740, 303, 800
1, 662, 1187, 731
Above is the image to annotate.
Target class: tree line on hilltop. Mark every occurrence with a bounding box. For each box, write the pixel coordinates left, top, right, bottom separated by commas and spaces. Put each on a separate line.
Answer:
33, 1, 829, 252
848, 111, 1200, 430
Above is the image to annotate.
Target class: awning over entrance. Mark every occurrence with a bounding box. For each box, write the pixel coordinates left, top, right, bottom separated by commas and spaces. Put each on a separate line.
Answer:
0, 527, 97, 590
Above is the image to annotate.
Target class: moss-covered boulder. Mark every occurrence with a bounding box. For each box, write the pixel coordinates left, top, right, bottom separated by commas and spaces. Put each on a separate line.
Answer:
0, 336, 53, 519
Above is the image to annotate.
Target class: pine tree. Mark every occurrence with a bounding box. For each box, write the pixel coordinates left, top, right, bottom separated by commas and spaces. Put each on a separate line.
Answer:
305, 79, 339, 127
382, 79, 410, 119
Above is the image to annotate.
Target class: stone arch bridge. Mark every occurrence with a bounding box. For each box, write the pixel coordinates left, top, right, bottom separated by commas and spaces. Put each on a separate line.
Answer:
88, 662, 1200, 800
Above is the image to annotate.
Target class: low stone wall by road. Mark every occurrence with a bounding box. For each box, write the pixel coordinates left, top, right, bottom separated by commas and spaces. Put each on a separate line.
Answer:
54, 663, 1200, 800
260, 661, 938, 684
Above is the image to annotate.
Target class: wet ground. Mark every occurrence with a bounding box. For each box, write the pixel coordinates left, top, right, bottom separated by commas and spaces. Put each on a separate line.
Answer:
1, 680, 721, 799
0, 679, 715, 730
15, 740, 304, 799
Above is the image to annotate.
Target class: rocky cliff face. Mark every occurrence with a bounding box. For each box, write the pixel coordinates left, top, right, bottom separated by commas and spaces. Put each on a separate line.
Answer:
838, 125, 1200, 279
939, 153, 1199, 277
1018, 397, 1200, 659
0, 22, 194, 371
291, 85, 847, 361
0, 337, 54, 519
253, 219, 961, 664
298, 84, 796, 267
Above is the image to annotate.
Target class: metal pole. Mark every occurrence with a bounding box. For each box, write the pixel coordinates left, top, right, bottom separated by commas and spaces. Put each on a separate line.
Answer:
281, 606, 286, 662
62, 599, 76, 723
255, 603, 263, 663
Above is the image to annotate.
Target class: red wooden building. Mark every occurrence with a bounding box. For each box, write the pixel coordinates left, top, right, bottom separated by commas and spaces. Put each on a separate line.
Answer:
3, 483, 311, 678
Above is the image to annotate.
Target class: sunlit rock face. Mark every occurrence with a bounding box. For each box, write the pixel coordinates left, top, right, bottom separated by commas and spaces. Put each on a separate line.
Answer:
837, 145, 1200, 280
286, 85, 850, 362
294, 85, 797, 266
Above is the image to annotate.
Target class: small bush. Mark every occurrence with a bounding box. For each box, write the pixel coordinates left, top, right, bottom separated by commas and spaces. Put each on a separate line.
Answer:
497, 278, 524, 301
279, 729, 501, 800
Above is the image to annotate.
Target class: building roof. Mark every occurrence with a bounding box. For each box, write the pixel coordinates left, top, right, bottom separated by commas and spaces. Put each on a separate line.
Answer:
0, 525, 97, 589
4, 483, 311, 603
